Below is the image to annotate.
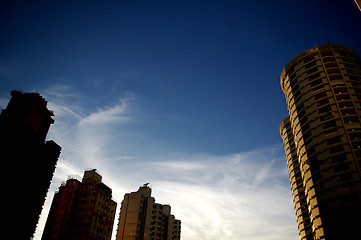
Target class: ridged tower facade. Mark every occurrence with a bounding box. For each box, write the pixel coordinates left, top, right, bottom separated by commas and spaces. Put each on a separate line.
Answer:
280, 44, 361, 240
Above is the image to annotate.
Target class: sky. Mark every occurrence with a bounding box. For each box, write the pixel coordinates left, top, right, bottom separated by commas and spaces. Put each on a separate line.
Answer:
0, 1, 360, 239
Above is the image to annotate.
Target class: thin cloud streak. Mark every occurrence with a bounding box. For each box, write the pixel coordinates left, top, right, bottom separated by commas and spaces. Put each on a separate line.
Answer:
146, 151, 297, 239
32, 86, 297, 240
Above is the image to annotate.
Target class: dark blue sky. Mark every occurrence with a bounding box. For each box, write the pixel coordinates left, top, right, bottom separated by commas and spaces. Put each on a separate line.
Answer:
1, 1, 360, 155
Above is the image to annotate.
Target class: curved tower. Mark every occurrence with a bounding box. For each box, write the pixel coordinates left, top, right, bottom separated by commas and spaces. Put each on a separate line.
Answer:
280, 44, 361, 240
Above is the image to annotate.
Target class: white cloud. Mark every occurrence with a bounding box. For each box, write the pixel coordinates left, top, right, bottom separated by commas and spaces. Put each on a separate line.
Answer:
0, 97, 9, 109
140, 151, 297, 240
79, 91, 136, 127
32, 86, 298, 240
79, 104, 129, 125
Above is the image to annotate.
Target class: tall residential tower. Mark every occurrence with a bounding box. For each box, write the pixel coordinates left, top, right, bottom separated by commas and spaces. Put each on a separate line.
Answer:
116, 184, 181, 240
0, 90, 61, 239
280, 44, 361, 239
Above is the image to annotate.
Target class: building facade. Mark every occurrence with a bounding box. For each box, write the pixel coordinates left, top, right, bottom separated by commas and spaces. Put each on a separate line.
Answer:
42, 169, 117, 240
116, 184, 181, 240
0, 90, 61, 239
280, 44, 361, 239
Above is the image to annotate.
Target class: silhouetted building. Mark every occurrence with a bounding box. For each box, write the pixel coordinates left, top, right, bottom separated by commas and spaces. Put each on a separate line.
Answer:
0, 90, 61, 239
115, 184, 181, 240
42, 169, 117, 240
280, 44, 361, 239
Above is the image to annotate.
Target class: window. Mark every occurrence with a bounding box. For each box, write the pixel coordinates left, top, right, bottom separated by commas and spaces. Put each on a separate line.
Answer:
310, 78, 322, 87
327, 136, 341, 145
346, 69, 355, 74
327, 68, 340, 75
343, 63, 354, 69
329, 74, 342, 81
329, 144, 344, 154
334, 163, 349, 172
339, 57, 351, 63
309, 73, 321, 81
338, 172, 352, 182
344, 116, 358, 123
341, 108, 356, 116
320, 113, 333, 122
318, 106, 331, 114
307, 146, 315, 155
352, 141, 361, 149
304, 55, 315, 63
353, 88, 361, 94
320, 51, 333, 57
338, 51, 351, 57
325, 62, 337, 68
307, 67, 319, 75
349, 132, 361, 140
298, 109, 306, 119
336, 94, 350, 101
323, 56, 336, 63
299, 116, 309, 127
332, 153, 347, 163
316, 98, 329, 107
305, 61, 317, 69
314, 92, 327, 100
338, 101, 353, 108
349, 75, 361, 81
324, 128, 337, 135
333, 86, 348, 93
312, 84, 324, 92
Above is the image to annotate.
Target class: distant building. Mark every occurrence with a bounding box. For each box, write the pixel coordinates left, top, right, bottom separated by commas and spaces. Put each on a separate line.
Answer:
0, 90, 61, 239
280, 44, 361, 239
42, 169, 117, 240
116, 184, 181, 240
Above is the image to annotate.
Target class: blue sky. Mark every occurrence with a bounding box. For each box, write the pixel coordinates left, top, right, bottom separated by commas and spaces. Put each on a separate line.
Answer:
1, 1, 360, 239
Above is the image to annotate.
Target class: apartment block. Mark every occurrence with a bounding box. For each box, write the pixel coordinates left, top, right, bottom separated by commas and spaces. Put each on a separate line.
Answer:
116, 184, 181, 240
42, 169, 117, 240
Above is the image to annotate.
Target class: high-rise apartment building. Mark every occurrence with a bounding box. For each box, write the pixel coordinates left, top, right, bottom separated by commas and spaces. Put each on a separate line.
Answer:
116, 184, 181, 240
42, 169, 117, 240
280, 44, 361, 239
0, 90, 61, 239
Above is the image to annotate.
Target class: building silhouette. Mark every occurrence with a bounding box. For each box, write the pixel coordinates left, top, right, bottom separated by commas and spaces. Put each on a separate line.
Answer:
42, 169, 117, 240
280, 44, 361, 239
116, 184, 181, 240
0, 90, 61, 239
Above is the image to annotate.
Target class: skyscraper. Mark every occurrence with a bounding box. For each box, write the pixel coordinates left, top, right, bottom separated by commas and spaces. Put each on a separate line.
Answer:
280, 44, 361, 239
0, 90, 61, 239
42, 169, 117, 240
115, 184, 181, 240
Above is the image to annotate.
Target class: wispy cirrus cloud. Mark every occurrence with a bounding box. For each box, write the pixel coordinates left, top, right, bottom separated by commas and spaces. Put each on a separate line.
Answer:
32, 85, 298, 240
0, 97, 9, 109
79, 101, 131, 125
145, 151, 297, 240
43, 85, 136, 166
101, 148, 297, 240
34, 85, 139, 239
